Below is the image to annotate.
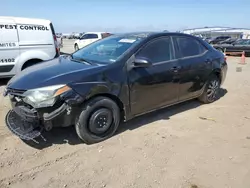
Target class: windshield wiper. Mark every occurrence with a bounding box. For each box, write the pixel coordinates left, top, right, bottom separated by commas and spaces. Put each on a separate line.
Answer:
70, 55, 92, 65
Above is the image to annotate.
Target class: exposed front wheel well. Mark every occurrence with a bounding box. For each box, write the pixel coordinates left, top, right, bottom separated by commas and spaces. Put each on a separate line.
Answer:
21, 59, 43, 70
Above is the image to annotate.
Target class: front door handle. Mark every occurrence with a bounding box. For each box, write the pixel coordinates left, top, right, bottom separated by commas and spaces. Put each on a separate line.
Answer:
170, 66, 181, 72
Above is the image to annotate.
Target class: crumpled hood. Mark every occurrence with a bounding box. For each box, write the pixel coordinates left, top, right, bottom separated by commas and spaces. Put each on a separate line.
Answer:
7, 56, 105, 90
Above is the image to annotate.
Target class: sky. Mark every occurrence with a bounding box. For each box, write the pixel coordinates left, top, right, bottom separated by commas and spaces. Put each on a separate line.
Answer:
2, 0, 250, 33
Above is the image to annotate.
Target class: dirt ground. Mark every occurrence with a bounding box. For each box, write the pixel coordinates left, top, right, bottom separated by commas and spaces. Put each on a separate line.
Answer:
1, 53, 250, 188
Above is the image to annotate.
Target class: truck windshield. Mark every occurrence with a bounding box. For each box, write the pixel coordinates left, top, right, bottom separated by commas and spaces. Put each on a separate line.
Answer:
72, 35, 143, 64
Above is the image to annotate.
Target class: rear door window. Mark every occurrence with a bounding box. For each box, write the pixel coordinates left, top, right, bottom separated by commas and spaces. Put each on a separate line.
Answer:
81, 34, 98, 39
175, 37, 207, 58
137, 37, 173, 64
88, 34, 98, 39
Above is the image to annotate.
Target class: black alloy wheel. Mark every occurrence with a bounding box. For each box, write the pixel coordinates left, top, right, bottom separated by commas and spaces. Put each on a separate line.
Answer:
198, 75, 221, 104
206, 79, 220, 102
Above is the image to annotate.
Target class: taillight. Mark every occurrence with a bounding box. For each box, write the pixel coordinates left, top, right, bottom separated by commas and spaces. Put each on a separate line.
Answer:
53, 35, 57, 42
223, 53, 227, 61
49, 23, 59, 57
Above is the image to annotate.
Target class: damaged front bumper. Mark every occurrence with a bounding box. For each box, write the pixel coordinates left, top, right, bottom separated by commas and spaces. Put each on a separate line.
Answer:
5, 88, 84, 141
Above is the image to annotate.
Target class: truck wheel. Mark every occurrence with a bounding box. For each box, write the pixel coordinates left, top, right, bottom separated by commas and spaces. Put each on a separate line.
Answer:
74, 44, 79, 51
75, 97, 120, 144
198, 75, 221, 104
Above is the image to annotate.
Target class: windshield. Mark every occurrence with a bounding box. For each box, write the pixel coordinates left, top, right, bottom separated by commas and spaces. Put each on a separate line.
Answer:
72, 35, 144, 64
234, 40, 250, 45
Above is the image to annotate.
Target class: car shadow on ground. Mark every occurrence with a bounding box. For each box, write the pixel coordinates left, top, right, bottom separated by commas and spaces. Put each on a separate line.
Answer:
118, 88, 228, 133
22, 88, 228, 149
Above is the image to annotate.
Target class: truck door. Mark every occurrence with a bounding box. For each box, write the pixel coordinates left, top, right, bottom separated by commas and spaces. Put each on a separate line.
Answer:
0, 18, 19, 76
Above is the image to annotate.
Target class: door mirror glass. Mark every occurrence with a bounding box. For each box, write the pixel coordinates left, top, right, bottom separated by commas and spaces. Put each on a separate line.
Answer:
133, 57, 152, 68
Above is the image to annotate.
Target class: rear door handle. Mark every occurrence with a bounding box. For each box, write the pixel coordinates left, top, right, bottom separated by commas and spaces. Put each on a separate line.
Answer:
205, 59, 212, 64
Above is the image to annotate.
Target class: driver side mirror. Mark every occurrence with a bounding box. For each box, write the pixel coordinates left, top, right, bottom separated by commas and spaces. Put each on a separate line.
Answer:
133, 57, 152, 68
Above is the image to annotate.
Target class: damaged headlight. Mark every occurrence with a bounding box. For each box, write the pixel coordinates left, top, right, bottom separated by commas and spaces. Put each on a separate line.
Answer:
23, 84, 72, 108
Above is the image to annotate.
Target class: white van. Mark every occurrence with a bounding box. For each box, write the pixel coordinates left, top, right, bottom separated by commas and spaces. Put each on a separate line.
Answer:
0, 16, 59, 78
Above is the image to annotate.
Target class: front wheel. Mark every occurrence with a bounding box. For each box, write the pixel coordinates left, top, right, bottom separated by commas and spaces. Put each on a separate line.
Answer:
75, 97, 120, 144
198, 75, 221, 104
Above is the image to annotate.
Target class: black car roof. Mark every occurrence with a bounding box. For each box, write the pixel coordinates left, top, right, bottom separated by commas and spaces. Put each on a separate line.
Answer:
115, 31, 196, 39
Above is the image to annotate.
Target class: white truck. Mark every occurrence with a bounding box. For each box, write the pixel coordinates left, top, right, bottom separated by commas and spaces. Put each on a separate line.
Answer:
0, 16, 59, 78
74, 32, 112, 51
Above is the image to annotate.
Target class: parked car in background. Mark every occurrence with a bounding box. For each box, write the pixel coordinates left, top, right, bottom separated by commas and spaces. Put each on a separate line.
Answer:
56, 36, 63, 48
213, 39, 250, 56
74, 32, 112, 51
4, 32, 227, 144
203, 37, 212, 42
68, 34, 75, 39
0, 16, 59, 78
72, 33, 81, 39
216, 38, 240, 45
193, 34, 203, 38
208, 36, 231, 44
56, 33, 62, 38
61, 33, 71, 39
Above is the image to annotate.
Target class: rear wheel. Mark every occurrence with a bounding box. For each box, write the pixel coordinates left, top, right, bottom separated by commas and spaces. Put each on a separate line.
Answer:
74, 44, 79, 51
198, 75, 221, 104
75, 97, 120, 144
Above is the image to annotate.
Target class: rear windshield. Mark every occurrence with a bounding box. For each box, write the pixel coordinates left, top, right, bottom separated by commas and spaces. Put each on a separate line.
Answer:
101, 33, 112, 39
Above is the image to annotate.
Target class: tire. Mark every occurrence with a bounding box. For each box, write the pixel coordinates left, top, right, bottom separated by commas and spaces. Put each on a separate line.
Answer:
198, 75, 221, 104
75, 97, 120, 144
74, 44, 79, 51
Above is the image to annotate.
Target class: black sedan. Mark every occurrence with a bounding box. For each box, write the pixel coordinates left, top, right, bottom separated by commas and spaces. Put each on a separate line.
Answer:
213, 39, 250, 56
217, 38, 240, 45
208, 36, 231, 44
4, 32, 228, 144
